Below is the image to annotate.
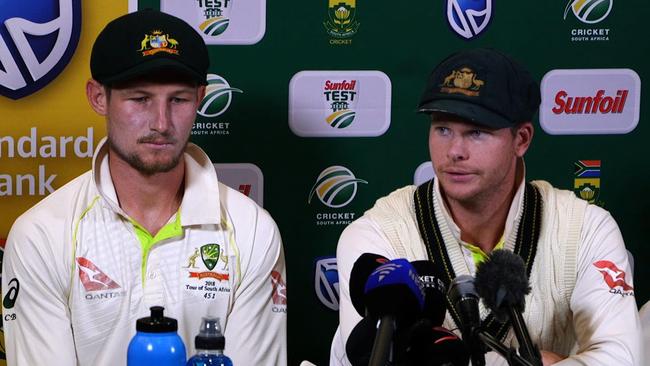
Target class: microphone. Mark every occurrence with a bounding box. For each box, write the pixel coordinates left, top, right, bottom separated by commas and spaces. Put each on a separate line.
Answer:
363, 258, 425, 366
404, 318, 470, 366
410, 260, 447, 326
475, 250, 542, 366
448, 275, 485, 366
349, 253, 389, 316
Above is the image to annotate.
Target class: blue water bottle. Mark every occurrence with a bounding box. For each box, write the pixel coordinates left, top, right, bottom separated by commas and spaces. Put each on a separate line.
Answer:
186, 317, 233, 366
127, 306, 187, 366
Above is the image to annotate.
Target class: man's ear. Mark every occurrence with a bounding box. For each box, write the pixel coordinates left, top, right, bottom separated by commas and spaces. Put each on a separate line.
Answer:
86, 79, 108, 116
514, 122, 534, 158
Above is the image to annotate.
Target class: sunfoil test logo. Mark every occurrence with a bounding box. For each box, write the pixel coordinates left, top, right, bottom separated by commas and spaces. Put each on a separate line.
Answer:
323, 79, 358, 129
324, 0, 360, 45
194, 74, 243, 136
0, 1, 81, 99
445, 0, 492, 40
288, 70, 391, 137
159, 0, 265, 45
194, 0, 234, 37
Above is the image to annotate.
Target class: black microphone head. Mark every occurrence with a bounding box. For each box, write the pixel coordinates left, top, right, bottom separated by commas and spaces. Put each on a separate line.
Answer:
411, 260, 447, 326
405, 319, 470, 366
349, 253, 389, 316
475, 249, 531, 321
345, 317, 376, 366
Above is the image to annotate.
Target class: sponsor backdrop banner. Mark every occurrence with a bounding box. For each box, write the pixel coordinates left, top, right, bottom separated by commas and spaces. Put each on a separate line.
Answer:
1, 0, 648, 364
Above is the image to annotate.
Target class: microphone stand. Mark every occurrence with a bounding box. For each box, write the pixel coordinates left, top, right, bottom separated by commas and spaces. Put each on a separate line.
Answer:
368, 315, 395, 366
508, 307, 543, 366
477, 330, 535, 366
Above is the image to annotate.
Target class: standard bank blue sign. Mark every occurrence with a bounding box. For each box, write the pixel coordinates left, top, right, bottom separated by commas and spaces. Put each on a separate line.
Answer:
445, 0, 492, 39
314, 256, 339, 311
0, 1, 81, 99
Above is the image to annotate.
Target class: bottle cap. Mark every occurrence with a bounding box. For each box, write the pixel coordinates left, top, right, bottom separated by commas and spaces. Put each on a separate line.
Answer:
136, 306, 178, 333
195, 316, 225, 350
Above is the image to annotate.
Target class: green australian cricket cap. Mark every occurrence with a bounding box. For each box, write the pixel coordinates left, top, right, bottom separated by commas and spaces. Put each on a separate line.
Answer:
417, 48, 541, 128
90, 9, 209, 86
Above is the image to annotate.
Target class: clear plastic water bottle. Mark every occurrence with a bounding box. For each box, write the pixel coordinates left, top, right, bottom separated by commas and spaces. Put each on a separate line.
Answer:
186, 317, 233, 366
127, 306, 186, 366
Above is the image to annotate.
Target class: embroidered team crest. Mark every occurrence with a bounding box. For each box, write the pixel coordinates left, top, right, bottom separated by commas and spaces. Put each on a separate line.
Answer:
440, 67, 484, 96
200, 244, 221, 271
445, 0, 492, 39
138, 30, 179, 56
0, 0, 82, 99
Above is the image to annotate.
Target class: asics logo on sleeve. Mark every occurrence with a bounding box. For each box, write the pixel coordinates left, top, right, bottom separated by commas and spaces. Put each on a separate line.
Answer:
76, 257, 120, 291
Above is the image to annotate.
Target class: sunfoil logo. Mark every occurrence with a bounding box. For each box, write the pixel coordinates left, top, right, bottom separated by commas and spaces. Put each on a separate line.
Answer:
197, 74, 243, 118
308, 166, 367, 208
323, 79, 358, 129
0, 1, 82, 99
564, 0, 612, 24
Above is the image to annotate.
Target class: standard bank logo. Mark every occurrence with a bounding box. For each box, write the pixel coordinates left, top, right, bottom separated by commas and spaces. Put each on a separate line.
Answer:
0, 1, 81, 99
159, 0, 266, 45
445, 0, 492, 39
289, 71, 391, 137
198, 74, 243, 118
308, 166, 367, 208
315, 256, 340, 311
564, 0, 612, 24
540, 69, 640, 135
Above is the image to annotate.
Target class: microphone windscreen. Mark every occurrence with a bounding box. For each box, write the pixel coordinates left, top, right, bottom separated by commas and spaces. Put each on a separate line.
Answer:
363, 259, 425, 322
405, 319, 470, 366
411, 260, 447, 326
345, 317, 376, 366
475, 249, 530, 321
349, 253, 389, 316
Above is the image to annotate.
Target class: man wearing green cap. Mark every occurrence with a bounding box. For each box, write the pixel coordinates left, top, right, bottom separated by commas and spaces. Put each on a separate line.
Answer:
1, 10, 286, 365
331, 48, 640, 365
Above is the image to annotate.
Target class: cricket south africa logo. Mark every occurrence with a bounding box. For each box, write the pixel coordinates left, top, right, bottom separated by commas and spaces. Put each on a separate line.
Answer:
0, 1, 82, 99
564, 0, 612, 24
198, 74, 243, 118
445, 0, 492, 39
323, 79, 358, 129
308, 166, 367, 208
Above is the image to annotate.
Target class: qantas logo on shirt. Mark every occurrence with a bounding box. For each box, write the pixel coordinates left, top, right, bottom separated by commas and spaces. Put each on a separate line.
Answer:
593, 260, 634, 297
270, 270, 287, 314
76, 257, 120, 291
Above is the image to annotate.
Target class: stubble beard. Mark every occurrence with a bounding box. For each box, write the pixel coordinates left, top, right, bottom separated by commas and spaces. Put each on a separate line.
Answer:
108, 134, 189, 176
